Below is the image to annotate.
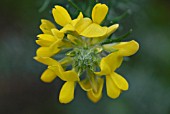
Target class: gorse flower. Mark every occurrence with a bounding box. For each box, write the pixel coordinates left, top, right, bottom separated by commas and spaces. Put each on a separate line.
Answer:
34, 3, 139, 104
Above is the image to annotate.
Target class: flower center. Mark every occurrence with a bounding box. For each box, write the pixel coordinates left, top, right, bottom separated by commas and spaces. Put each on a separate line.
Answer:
72, 47, 100, 74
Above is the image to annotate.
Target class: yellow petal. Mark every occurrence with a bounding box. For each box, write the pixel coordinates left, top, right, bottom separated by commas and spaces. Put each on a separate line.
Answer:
36, 47, 58, 57
87, 90, 102, 103
107, 24, 119, 36
51, 28, 64, 39
52, 5, 72, 26
92, 78, 104, 98
106, 75, 121, 99
48, 65, 63, 76
87, 78, 104, 103
80, 23, 107, 38
95, 60, 111, 76
77, 12, 83, 19
40, 19, 56, 34
34, 57, 60, 66
34, 58, 63, 78
36, 34, 57, 46
71, 12, 83, 26
59, 82, 75, 103
62, 70, 80, 81
50, 40, 64, 49
37, 61, 73, 83
60, 24, 75, 33
48, 66, 79, 82
79, 78, 92, 91
112, 40, 139, 56
105, 52, 123, 69
36, 47, 60, 57
116, 56, 123, 68
37, 34, 56, 41
111, 72, 129, 90
92, 3, 108, 24
40, 68, 57, 83
96, 52, 121, 76
36, 40, 53, 47
91, 24, 119, 44
67, 34, 78, 44
75, 18, 92, 34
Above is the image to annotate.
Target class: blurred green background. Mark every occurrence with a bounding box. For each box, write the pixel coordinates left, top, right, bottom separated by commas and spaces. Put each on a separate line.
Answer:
0, 0, 170, 114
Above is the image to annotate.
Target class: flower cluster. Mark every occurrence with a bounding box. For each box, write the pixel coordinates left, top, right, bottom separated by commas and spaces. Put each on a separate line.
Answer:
34, 3, 139, 103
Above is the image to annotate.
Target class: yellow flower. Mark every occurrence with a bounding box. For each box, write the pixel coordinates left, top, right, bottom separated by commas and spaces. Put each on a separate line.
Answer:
96, 40, 139, 98
36, 19, 78, 58
74, 3, 119, 38
36, 37, 63, 57
79, 71, 104, 103
52, 5, 83, 33
86, 78, 104, 103
34, 56, 79, 103
39, 19, 56, 34
36, 20, 65, 57
52, 4, 119, 39
59, 81, 76, 103
35, 2, 139, 104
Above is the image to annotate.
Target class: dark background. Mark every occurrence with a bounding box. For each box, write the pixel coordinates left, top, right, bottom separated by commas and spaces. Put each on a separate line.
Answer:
0, 0, 170, 114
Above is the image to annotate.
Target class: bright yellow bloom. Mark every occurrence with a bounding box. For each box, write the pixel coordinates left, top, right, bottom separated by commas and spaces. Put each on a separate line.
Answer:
34, 56, 79, 103
52, 5, 83, 33
36, 20, 65, 57
87, 78, 104, 103
78, 3, 108, 38
75, 3, 119, 38
59, 81, 75, 103
39, 19, 55, 34
96, 40, 139, 98
34, 3, 139, 104
52, 4, 119, 39
79, 71, 104, 103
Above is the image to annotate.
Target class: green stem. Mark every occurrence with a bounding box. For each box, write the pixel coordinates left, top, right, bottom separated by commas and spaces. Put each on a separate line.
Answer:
111, 9, 131, 24
101, 29, 133, 45
68, 0, 82, 12
95, 0, 99, 3
38, 0, 51, 12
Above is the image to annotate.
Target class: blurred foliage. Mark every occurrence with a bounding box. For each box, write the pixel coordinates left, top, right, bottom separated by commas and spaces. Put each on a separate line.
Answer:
0, 0, 170, 114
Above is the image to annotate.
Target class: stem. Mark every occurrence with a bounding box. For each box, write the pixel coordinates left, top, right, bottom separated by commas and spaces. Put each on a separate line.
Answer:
111, 9, 131, 24
101, 29, 133, 45
38, 0, 51, 12
95, 0, 99, 3
68, 0, 82, 12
